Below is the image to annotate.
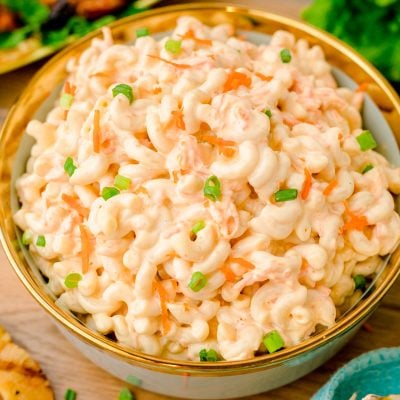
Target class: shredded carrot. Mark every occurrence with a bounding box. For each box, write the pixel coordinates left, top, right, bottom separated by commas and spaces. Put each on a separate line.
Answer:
301, 168, 312, 200
323, 179, 338, 196
221, 264, 236, 282
255, 72, 272, 82
229, 257, 255, 270
197, 134, 236, 157
171, 110, 186, 130
79, 224, 91, 273
64, 81, 76, 95
341, 201, 369, 233
155, 281, 170, 334
181, 29, 212, 46
93, 109, 101, 153
223, 70, 252, 92
356, 82, 369, 93
147, 55, 191, 69
197, 134, 235, 148
62, 194, 89, 218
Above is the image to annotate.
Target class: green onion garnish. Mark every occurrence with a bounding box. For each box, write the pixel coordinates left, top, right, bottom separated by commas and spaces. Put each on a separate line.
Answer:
21, 230, 33, 246
36, 235, 46, 247
361, 164, 374, 174
64, 389, 77, 400
263, 330, 285, 353
203, 175, 222, 202
191, 220, 205, 235
101, 186, 120, 201
264, 109, 272, 118
64, 157, 77, 177
353, 274, 367, 291
165, 39, 182, 54
274, 188, 298, 202
136, 27, 149, 37
199, 348, 219, 361
356, 130, 377, 151
112, 84, 134, 104
118, 387, 134, 400
126, 375, 142, 386
114, 174, 131, 191
188, 271, 207, 292
64, 273, 82, 289
280, 48, 292, 63
60, 93, 74, 109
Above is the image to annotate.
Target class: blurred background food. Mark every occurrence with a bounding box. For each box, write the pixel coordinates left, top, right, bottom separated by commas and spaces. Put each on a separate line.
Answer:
303, 0, 400, 85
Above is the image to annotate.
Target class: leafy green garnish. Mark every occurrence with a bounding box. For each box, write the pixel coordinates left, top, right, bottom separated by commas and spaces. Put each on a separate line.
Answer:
302, 0, 400, 81
0, 27, 32, 49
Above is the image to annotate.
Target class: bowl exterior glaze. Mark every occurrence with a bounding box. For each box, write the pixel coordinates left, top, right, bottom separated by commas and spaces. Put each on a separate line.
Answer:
57, 318, 365, 399
1, 3, 400, 399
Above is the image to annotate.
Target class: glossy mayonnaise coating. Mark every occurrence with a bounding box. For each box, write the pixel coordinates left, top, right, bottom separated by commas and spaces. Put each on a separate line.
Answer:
14, 17, 400, 361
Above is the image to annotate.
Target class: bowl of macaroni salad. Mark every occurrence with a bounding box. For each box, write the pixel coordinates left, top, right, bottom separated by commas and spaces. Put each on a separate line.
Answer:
1, 4, 400, 399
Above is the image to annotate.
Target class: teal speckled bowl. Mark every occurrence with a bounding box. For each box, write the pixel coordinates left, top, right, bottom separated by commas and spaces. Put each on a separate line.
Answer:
313, 347, 400, 400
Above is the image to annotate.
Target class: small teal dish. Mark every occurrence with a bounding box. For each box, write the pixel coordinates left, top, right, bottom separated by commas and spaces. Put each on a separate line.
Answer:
313, 347, 400, 400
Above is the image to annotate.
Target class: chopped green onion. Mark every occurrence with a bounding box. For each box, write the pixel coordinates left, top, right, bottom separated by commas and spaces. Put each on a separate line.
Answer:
165, 39, 182, 54
101, 186, 120, 201
60, 93, 74, 109
21, 230, 33, 246
64, 388, 77, 400
199, 348, 219, 361
203, 175, 222, 202
361, 164, 374, 174
274, 188, 298, 202
191, 220, 205, 235
114, 175, 131, 191
188, 271, 207, 292
263, 330, 285, 353
126, 375, 142, 386
264, 109, 272, 118
356, 130, 377, 151
64, 157, 77, 177
36, 235, 46, 247
64, 273, 82, 289
112, 84, 134, 104
280, 48, 292, 63
353, 274, 367, 291
136, 27, 149, 37
118, 387, 134, 400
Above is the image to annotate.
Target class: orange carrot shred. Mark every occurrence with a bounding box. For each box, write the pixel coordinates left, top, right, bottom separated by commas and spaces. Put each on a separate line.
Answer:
356, 82, 369, 93
223, 70, 252, 92
323, 180, 338, 196
229, 257, 255, 270
221, 265, 236, 282
155, 281, 170, 334
340, 201, 369, 233
255, 72, 272, 82
301, 168, 312, 200
198, 134, 236, 148
147, 55, 191, 69
64, 81, 76, 95
181, 29, 212, 46
171, 110, 186, 130
62, 194, 89, 218
93, 109, 101, 153
79, 224, 91, 273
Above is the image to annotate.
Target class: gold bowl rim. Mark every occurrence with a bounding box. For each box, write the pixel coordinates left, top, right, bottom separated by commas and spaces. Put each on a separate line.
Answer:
1, 2, 400, 375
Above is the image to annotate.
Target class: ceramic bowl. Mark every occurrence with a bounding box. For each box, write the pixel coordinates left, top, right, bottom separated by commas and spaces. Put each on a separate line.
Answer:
1, 3, 400, 399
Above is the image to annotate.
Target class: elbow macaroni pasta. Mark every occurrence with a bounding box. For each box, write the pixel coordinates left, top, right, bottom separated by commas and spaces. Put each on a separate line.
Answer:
14, 17, 400, 361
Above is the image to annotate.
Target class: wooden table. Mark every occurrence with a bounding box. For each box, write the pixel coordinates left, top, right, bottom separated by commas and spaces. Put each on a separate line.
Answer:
1, 0, 399, 399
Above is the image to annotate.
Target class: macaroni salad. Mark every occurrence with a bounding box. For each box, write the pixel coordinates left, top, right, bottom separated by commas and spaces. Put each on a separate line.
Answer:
14, 17, 400, 361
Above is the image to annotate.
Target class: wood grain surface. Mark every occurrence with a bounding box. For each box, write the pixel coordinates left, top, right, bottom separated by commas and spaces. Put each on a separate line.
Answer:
1, 1, 399, 399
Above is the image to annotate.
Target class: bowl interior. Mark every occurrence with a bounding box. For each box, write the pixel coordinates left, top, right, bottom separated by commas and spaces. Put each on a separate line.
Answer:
1, 3, 400, 373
